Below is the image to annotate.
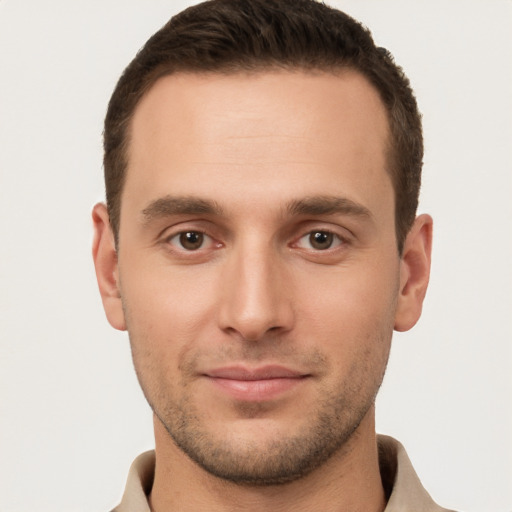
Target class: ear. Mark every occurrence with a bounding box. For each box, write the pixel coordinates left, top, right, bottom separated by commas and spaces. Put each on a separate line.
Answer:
394, 214, 433, 332
92, 203, 126, 331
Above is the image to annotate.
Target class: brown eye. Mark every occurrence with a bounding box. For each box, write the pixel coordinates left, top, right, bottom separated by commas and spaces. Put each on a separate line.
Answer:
309, 231, 334, 250
179, 231, 204, 250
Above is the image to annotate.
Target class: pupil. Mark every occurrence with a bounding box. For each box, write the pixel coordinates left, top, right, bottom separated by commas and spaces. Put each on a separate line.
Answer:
310, 231, 333, 249
180, 231, 203, 250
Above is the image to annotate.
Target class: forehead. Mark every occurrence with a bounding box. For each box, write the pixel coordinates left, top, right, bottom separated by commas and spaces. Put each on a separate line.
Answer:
130, 70, 389, 157
124, 70, 391, 219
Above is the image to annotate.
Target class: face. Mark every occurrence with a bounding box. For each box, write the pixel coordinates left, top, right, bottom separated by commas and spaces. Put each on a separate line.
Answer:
94, 70, 429, 485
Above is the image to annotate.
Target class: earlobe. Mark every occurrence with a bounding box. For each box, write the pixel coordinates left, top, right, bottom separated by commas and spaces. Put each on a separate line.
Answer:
394, 214, 433, 332
92, 203, 126, 331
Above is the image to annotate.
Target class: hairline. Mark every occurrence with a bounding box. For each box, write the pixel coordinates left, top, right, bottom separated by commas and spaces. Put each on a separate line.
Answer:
115, 65, 398, 248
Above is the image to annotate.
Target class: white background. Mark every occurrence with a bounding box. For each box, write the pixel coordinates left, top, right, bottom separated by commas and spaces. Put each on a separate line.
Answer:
0, 1, 511, 511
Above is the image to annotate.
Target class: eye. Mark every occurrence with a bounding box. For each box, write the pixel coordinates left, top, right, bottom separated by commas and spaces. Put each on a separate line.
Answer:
296, 230, 343, 250
168, 230, 211, 251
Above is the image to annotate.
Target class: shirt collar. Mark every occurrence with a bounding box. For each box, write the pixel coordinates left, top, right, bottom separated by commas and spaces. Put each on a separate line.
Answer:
111, 435, 452, 512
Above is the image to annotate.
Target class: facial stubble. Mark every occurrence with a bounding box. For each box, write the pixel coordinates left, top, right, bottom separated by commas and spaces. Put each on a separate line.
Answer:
128, 331, 392, 487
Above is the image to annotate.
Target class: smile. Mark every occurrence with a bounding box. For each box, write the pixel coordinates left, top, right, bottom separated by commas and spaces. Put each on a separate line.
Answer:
204, 365, 310, 401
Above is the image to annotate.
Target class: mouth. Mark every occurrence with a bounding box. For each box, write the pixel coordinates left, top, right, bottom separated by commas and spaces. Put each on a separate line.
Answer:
203, 365, 310, 401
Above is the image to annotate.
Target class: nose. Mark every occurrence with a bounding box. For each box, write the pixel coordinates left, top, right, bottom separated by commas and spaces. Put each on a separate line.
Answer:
217, 241, 294, 342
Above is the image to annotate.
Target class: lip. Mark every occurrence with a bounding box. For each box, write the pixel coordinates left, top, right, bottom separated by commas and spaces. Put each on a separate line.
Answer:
203, 365, 309, 401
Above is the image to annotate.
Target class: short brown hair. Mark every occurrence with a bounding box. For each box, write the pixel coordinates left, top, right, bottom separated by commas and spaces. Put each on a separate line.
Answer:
104, 0, 423, 253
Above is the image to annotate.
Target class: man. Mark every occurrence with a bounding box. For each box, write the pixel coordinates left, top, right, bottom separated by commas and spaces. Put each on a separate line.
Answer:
92, 0, 453, 510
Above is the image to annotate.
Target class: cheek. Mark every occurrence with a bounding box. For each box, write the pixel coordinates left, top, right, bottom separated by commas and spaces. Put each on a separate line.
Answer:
119, 261, 224, 384
295, 257, 398, 359
121, 259, 219, 331
298, 257, 399, 322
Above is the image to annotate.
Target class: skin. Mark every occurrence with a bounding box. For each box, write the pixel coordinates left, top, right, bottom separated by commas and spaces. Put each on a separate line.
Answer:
93, 70, 432, 512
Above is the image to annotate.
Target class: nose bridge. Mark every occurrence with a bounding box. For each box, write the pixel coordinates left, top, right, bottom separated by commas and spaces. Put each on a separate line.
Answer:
218, 233, 293, 341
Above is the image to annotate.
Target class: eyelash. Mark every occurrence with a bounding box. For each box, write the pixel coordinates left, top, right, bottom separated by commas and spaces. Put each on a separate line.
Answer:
294, 230, 346, 251
162, 227, 348, 256
165, 230, 219, 251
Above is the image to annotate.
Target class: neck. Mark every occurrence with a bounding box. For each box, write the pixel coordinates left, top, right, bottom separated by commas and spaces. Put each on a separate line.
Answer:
149, 409, 386, 512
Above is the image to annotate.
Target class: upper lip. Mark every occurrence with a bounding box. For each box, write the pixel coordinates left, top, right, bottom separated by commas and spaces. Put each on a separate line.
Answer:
205, 365, 307, 381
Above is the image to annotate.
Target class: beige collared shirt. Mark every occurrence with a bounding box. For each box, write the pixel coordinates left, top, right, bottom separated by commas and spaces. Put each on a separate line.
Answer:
111, 435, 456, 512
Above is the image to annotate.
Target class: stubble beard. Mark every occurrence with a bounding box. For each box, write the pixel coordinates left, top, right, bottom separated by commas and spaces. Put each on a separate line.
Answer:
123, 291, 395, 488
154, 382, 380, 486
138, 342, 390, 487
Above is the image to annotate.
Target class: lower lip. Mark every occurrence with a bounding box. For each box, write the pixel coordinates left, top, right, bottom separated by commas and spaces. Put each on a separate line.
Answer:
207, 376, 306, 401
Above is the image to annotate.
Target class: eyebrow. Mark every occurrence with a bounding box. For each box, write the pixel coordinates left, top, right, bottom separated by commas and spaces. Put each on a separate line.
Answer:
141, 195, 223, 225
140, 194, 372, 225
286, 196, 372, 219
